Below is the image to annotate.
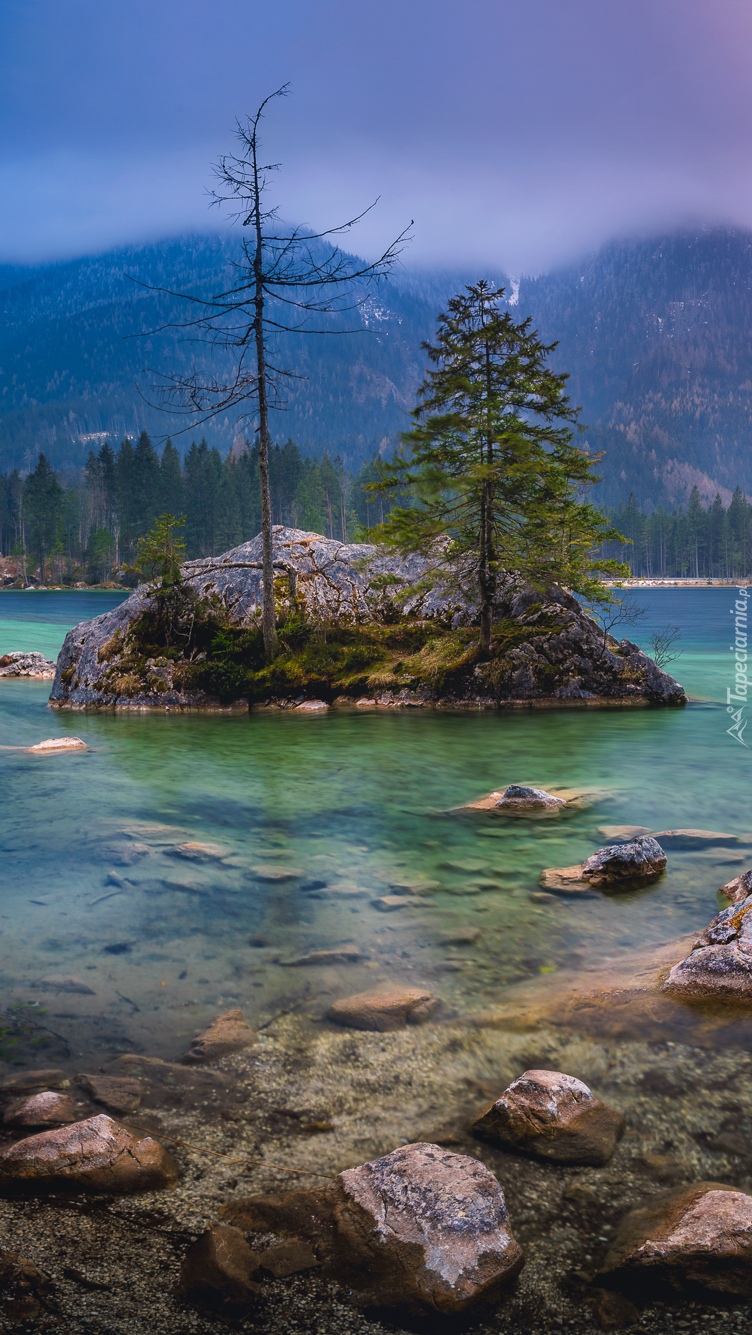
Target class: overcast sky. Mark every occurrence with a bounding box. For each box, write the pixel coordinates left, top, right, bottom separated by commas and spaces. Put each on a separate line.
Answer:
3, 0, 752, 273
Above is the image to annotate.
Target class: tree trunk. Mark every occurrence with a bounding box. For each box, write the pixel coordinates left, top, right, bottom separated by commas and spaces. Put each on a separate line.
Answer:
478, 337, 496, 654
252, 140, 279, 660
478, 482, 490, 652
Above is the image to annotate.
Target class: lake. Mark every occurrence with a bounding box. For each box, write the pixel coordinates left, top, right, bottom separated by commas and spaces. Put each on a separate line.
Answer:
0, 586, 748, 1068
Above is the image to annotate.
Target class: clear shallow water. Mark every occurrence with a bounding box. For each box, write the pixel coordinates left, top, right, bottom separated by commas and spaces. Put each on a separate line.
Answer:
0, 588, 749, 1067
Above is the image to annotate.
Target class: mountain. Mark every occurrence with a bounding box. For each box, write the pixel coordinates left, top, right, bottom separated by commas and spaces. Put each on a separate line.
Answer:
519, 228, 752, 507
2, 225, 752, 506
0, 234, 496, 476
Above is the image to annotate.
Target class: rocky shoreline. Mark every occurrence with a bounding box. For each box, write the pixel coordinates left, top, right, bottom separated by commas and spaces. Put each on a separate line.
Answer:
2, 990, 752, 1335
47, 527, 686, 712
0, 817, 751, 1331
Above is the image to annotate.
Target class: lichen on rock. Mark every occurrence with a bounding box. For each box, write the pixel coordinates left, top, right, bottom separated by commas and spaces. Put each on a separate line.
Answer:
663, 893, 752, 997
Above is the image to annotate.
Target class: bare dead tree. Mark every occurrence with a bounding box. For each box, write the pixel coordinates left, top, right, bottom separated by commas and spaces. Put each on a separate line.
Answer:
647, 623, 682, 669
132, 86, 411, 658
591, 593, 647, 654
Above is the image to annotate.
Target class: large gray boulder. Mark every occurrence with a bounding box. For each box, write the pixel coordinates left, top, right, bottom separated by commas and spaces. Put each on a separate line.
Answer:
49, 527, 686, 710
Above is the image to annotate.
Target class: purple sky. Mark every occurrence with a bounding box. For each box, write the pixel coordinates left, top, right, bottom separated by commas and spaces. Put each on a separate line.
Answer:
3, 0, 752, 272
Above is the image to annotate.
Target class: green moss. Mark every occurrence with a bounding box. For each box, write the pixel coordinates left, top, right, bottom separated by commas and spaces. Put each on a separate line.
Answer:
109, 591, 576, 705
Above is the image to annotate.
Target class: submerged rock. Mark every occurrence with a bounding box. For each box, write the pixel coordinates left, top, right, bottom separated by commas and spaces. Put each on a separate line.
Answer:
0, 1069, 68, 1091
255, 1240, 320, 1277
246, 864, 304, 882
167, 841, 228, 862
0, 1113, 179, 1194
2, 1092, 76, 1128
0, 1248, 55, 1323
327, 986, 440, 1031
598, 826, 739, 848
597, 824, 652, 841
75, 1073, 142, 1115
663, 894, 752, 997
470, 1069, 624, 1165
180, 1225, 260, 1310
181, 1009, 256, 1065
494, 785, 565, 811
280, 949, 363, 966
600, 1181, 752, 1296
102, 1054, 228, 1106
371, 895, 411, 912
33, 975, 95, 995
652, 829, 740, 849
0, 651, 56, 678
438, 927, 481, 946
221, 1142, 524, 1319
542, 837, 667, 893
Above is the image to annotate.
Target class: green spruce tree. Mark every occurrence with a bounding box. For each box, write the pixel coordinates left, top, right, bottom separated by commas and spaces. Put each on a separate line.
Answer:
373, 281, 626, 650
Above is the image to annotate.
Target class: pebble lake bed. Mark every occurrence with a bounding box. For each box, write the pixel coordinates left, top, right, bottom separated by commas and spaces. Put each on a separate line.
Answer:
1, 587, 752, 1333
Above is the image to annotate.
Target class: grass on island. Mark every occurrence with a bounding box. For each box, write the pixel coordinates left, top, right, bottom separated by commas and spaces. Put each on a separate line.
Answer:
92, 593, 569, 704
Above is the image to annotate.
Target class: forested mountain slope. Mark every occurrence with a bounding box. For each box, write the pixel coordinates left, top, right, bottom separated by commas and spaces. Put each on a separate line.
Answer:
0, 234, 486, 475
3, 226, 752, 506
520, 228, 752, 506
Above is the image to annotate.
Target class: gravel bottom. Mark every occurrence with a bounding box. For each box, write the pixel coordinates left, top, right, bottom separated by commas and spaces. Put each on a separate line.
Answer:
0, 1014, 751, 1334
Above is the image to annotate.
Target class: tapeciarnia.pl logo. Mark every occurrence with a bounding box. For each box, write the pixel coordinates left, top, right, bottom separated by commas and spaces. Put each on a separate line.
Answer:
727, 585, 749, 747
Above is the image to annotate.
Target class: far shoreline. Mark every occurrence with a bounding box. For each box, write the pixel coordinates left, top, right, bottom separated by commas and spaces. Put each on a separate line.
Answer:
604, 578, 750, 588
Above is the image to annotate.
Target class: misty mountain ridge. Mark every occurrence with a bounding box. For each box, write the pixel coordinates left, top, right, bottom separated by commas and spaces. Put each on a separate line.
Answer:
2, 225, 752, 508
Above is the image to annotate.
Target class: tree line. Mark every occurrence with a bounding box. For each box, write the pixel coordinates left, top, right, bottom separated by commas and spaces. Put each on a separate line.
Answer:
0, 434, 387, 585
600, 485, 752, 578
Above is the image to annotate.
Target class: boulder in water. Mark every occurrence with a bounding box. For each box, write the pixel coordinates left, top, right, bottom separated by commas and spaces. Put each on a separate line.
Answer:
719, 869, 752, 904
580, 837, 667, 885
0, 1113, 179, 1193
663, 894, 752, 997
494, 785, 565, 811
542, 836, 667, 893
2, 1091, 76, 1128
600, 1181, 752, 1296
221, 1142, 524, 1318
470, 1069, 625, 1165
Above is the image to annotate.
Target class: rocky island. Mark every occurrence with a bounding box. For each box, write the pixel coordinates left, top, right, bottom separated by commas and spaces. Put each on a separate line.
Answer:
49, 527, 685, 711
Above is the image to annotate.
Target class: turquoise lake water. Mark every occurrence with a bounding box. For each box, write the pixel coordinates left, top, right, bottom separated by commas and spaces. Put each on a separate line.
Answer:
0, 587, 749, 1066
